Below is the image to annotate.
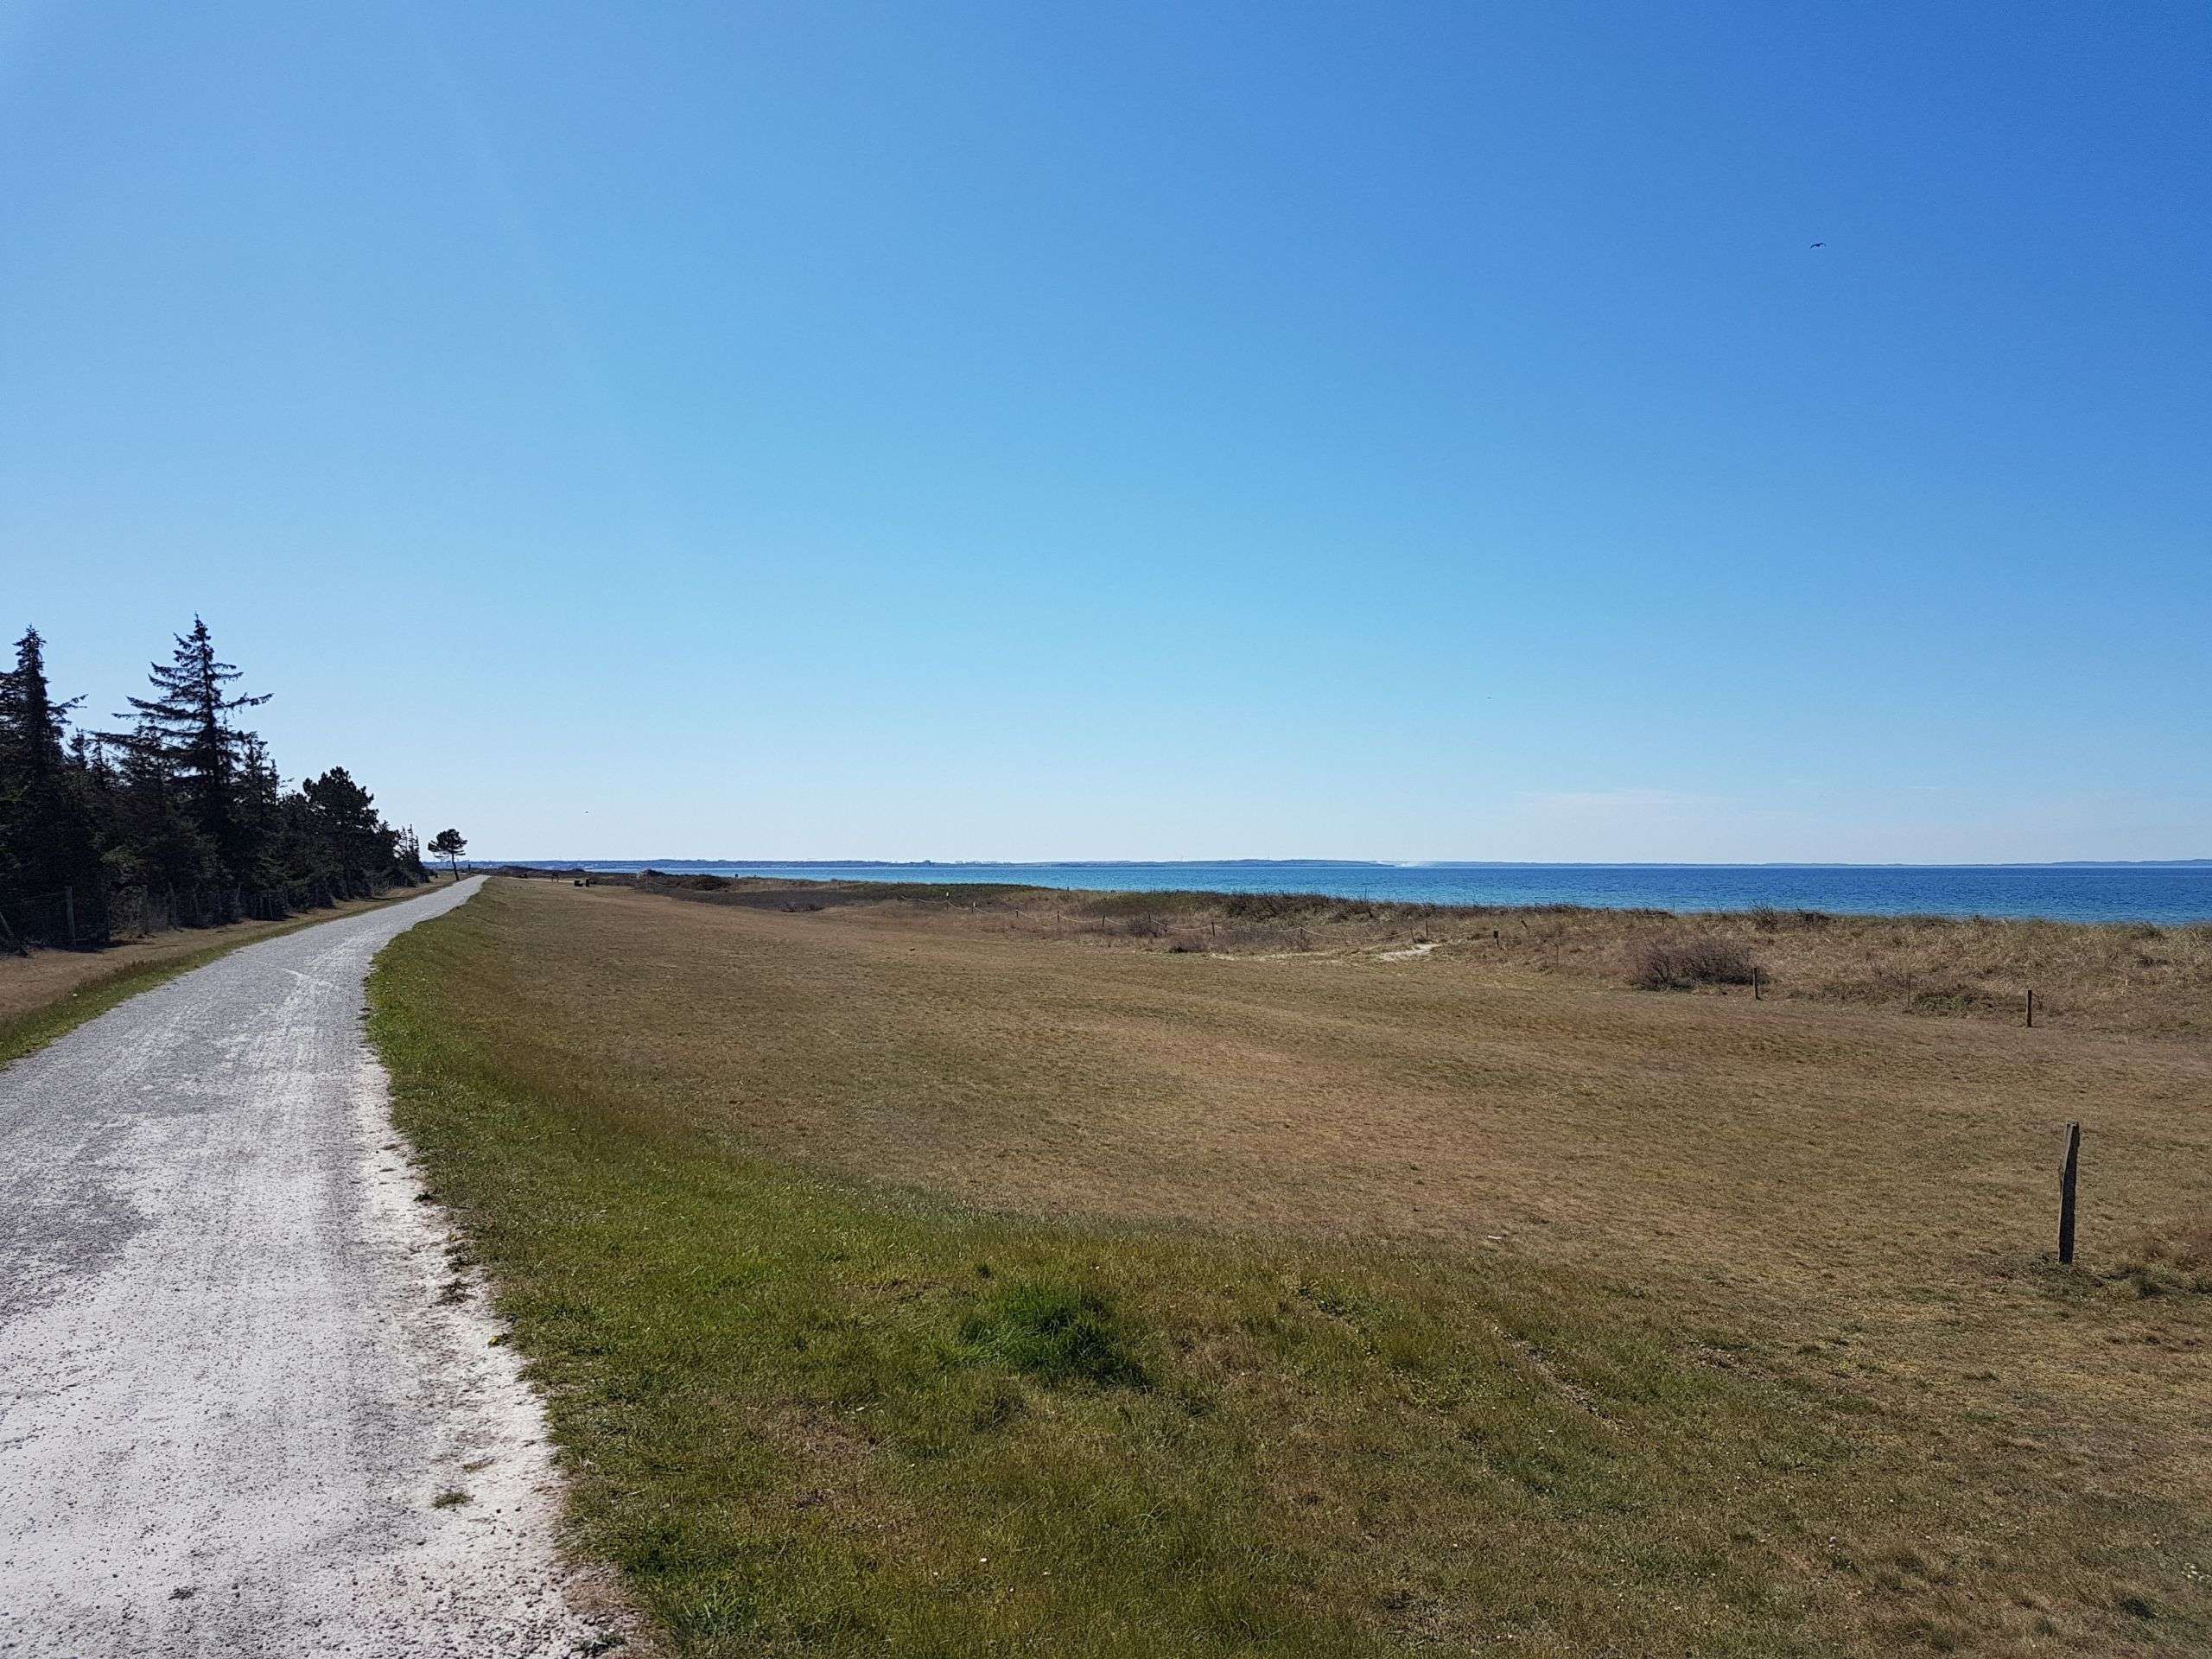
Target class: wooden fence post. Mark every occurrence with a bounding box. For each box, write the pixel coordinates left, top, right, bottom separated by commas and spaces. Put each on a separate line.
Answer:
2026, 988, 2035, 1028
2057, 1122, 2082, 1266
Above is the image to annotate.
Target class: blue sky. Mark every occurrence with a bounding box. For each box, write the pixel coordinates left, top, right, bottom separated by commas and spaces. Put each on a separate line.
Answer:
3, 2, 2205, 861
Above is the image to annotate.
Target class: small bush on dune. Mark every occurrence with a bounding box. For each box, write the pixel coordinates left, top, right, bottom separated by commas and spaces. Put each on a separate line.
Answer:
1629, 936, 1761, 990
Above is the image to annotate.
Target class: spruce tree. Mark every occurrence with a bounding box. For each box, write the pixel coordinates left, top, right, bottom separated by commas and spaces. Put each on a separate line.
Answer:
103, 619, 270, 887
0, 627, 106, 934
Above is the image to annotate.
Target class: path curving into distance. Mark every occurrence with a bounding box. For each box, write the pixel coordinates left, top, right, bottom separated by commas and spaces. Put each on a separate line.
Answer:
0, 878, 617, 1657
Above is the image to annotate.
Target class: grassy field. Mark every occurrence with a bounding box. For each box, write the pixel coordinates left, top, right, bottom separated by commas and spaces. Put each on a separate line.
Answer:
0, 874, 451, 1068
603, 869, 2212, 1043
371, 877, 2212, 1656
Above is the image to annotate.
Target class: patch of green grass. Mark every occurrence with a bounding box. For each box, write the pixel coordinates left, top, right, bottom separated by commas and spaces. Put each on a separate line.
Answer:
958, 1281, 1147, 1389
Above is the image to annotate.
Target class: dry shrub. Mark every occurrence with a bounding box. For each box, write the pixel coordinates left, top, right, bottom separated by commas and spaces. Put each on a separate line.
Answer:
1629, 935, 1761, 990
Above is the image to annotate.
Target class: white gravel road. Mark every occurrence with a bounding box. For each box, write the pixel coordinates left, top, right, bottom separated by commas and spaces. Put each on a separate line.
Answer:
0, 878, 624, 1657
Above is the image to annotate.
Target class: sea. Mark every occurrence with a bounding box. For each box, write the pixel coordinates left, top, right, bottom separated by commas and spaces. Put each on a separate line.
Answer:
489, 861, 2212, 926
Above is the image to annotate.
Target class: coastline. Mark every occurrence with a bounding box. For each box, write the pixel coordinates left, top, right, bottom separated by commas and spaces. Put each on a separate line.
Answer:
464, 860, 2212, 926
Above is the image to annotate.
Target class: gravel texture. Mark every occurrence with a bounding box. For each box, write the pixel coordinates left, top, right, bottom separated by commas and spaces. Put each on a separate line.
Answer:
0, 878, 624, 1656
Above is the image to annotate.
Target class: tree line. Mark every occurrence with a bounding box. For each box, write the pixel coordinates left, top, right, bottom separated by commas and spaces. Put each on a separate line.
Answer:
0, 617, 432, 948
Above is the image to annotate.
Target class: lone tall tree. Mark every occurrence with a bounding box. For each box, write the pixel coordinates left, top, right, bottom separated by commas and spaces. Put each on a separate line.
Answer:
428, 828, 467, 880
104, 619, 270, 885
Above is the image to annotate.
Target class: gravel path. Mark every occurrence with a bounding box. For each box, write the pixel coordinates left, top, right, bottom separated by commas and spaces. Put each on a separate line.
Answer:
0, 878, 620, 1657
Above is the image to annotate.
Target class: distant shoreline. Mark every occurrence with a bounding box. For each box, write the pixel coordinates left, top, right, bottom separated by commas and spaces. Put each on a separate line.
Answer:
478, 857, 2212, 870
463, 859, 2212, 925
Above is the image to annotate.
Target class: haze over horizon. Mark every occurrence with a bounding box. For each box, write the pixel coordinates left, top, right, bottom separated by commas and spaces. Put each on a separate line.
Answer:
5, 3, 2206, 864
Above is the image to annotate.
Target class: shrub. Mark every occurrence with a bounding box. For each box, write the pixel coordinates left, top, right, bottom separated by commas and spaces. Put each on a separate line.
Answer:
959, 1281, 1147, 1388
1629, 936, 1761, 990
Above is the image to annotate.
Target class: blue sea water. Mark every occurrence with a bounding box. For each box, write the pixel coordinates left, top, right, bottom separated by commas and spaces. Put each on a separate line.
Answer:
498, 861, 2212, 925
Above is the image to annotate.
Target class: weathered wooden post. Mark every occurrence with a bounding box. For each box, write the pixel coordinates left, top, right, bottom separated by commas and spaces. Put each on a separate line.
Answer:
2057, 1122, 2081, 1266
2026, 988, 2035, 1028
1752, 967, 1761, 1001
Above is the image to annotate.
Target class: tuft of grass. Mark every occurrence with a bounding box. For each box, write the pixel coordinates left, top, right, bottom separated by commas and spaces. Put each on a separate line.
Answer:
958, 1281, 1147, 1389
2106, 1217, 2212, 1298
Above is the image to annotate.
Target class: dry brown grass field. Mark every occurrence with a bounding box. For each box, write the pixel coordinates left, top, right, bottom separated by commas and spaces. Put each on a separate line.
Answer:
616, 869, 2212, 1042
372, 876, 2212, 1656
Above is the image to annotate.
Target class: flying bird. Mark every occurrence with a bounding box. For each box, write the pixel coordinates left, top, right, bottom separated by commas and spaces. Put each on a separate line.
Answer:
1811, 241, 1825, 248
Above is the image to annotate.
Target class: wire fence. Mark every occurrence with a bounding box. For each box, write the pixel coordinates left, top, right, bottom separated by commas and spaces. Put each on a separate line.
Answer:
0, 872, 416, 955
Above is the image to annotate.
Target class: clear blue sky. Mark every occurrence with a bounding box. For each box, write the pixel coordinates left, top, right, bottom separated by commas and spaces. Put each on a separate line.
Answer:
3, 3, 2205, 861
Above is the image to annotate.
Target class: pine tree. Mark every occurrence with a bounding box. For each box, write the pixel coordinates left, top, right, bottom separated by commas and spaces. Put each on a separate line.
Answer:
0, 628, 109, 942
0, 627, 106, 935
103, 619, 271, 887
0, 627, 77, 773
298, 766, 401, 891
4, 620, 426, 941
428, 828, 467, 880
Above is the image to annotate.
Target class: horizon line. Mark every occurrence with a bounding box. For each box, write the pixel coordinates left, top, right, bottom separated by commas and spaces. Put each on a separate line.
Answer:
465, 856, 2212, 871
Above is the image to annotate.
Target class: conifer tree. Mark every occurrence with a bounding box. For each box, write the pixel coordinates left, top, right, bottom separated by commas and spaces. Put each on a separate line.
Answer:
299, 766, 399, 887
428, 827, 467, 880
0, 628, 104, 924
103, 619, 271, 887
4, 618, 423, 938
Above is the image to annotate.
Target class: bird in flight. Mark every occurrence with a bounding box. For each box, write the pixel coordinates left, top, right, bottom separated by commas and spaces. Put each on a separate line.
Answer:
1810, 241, 1826, 248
